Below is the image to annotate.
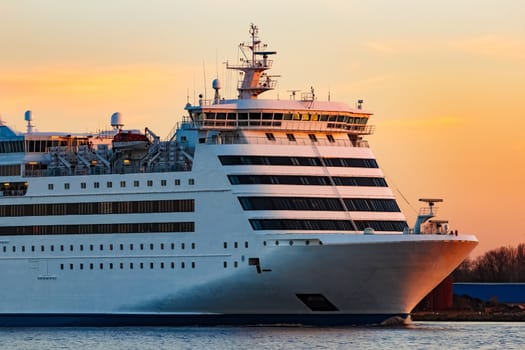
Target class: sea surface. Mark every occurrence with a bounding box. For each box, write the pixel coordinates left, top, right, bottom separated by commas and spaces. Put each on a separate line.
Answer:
0, 322, 523, 349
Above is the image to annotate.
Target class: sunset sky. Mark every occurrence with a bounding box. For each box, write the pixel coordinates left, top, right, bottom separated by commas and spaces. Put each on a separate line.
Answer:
1, 1, 524, 256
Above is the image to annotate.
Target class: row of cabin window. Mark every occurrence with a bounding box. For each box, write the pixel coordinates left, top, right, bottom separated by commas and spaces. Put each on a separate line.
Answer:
238, 197, 401, 212
223, 261, 240, 268
218, 156, 379, 168
2, 242, 196, 253
0, 199, 194, 217
266, 133, 334, 143
0, 222, 195, 235
60, 261, 196, 271
223, 241, 249, 249
249, 219, 409, 232
49, 178, 195, 191
227, 175, 388, 187
200, 112, 368, 124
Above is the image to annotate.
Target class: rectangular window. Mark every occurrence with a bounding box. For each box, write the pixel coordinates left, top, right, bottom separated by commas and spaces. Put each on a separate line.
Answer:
107, 181, 112, 188
326, 135, 335, 143
81, 182, 87, 189
286, 133, 296, 141
134, 180, 139, 187
175, 179, 181, 186
161, 180, 167, 186
94, 182, 100, 189
120, 181, 126, 188
265, 133, 276, 141
188, 178, 195, 185
308, 134, 318, 142
48, 184, 54, 190
64, 183, 70, 190
147, 180, 153, 187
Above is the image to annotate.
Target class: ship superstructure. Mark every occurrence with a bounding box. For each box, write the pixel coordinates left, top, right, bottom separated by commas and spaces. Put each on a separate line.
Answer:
0, 24, 477, 326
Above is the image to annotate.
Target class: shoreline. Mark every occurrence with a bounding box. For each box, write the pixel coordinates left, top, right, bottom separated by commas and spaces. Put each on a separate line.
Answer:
412, 311, 525, 322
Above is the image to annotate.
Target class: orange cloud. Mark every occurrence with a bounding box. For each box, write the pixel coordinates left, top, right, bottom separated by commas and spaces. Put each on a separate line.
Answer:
451, 35, 525, 60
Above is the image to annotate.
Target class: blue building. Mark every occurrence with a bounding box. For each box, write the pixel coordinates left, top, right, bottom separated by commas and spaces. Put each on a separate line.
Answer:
454, 283, 525, 303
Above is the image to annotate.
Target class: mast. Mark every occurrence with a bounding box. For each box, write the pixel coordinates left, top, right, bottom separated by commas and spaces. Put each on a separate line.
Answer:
227, 24, 277, 99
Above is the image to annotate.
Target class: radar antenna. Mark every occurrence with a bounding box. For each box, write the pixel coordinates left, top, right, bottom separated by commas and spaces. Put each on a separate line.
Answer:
412, 198, 444, 234
226, 24, 278, 99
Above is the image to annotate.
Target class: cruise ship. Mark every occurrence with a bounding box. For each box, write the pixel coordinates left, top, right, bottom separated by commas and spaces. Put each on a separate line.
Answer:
0, 24, 477, 326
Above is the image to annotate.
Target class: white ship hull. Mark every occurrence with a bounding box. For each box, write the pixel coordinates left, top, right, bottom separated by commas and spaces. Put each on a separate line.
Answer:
0, 231, 476, 326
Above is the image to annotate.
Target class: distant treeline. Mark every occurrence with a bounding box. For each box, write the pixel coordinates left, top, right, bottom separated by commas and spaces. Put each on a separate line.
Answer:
453, 243, 525, 282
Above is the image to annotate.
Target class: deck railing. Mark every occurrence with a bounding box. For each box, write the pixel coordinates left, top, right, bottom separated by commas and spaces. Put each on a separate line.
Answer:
204, 135, 369, 148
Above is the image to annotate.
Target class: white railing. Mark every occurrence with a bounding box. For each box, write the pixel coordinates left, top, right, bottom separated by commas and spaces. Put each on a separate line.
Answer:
205, 135, 369, 148
192, 119, 374, 135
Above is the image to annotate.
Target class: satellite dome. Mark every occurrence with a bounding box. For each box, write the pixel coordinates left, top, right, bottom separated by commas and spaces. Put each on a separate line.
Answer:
212, 78, 222, 90
111, 112, 124, 129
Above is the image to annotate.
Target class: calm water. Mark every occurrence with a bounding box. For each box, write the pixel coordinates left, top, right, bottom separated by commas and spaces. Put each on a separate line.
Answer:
0, 322, 523, 349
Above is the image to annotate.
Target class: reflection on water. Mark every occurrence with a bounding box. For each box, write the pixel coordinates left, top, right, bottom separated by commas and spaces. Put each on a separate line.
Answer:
0, 322, 523, 350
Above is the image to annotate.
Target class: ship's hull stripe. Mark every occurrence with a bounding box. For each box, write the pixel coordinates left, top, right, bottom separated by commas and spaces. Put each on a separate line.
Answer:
0, 313, 408, 327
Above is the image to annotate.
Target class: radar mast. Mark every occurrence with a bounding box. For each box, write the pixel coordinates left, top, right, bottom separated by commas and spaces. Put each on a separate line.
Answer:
227, 24, 277, 99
